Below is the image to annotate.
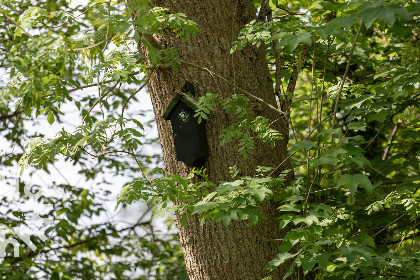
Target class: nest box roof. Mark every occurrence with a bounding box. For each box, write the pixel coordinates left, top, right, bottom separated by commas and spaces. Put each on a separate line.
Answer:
162, 93, 199, 120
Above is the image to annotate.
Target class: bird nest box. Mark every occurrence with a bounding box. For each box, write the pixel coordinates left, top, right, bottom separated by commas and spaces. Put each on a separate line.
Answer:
162, 93, 209, 167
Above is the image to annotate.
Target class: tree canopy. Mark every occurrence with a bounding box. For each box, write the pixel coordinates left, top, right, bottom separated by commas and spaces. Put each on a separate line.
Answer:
1, 0, 420, 279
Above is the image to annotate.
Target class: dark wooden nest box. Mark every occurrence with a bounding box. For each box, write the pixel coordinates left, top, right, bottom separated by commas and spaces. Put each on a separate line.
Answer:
162, 92, 209, 167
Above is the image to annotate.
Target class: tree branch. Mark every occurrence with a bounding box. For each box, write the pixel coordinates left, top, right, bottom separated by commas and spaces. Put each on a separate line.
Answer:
121, 76, 150, 122
268, 114, 332, 177
179, 59, 286, 117
382, 119, 402, 160
0, 6, 34, 39
0, 108, 23, 121
276, 5, 305, 16
280, 45, 311, 116
67, 71, 140, 93
332, 20, 364, 128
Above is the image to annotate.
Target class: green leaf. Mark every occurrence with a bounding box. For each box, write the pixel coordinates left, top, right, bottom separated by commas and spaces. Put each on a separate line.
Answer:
278, 32, 312, 52
310, 156, 337, 167
51, 271, 60, 280
316, 252, 329, 269
47, 111, 55, 124
266, 252, 298, 270
381, 7, 395, 26
72, 136, 88, 153
214, 211, 231, 227
180, 214, 188, 226
242, 206, 262, 226
360, 6, 385, 29
288, 140, 315, 154
192, 202, 217, 215
347, 122, 366, 131
359, 5, 407, 29
302, 254, 316, 275
337, 174, 373, 195
252, 187, 272, 202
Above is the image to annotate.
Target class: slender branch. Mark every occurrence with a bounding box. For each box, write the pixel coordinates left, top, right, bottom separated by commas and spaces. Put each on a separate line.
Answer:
288, 115, 305, 140
276, 5, 305, 16
268, 114, 332, 177
367, 162, 386, 177
179, 59, 286, 116
332, 20, 364, 128
305, 43, 316, 219
83, 148, 129, 158
382, 119, 402, 160
365, 123, 386, 149
266, 4, 283, 99
303, 171, 317, 217
309, 41, 316, 138
397, 221, 418, 253
102, 0, 111, 52
128, 147, 152, 184
82, 81, 120, 125
121, 76, 150, 122
0, 7, 34, 39
319, 39, 330, 133
97, 75, 105, 119
83, 146, 152, 184
364, 94, 420, 149
373, 211, 409, 237
0, 107, 23, 121
71, 40, 106, 51
67, 71, 140, 93
410, 216, 417, 252
281, 45, 311, 115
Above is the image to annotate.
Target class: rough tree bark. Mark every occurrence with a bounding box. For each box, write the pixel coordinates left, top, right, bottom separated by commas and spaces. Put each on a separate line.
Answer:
139, 1, 294, 279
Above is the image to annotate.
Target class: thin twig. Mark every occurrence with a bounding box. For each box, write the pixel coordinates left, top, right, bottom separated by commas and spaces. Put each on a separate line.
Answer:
82, 81, 120, 125
97, 75, 105, 119
366, 163, 386, 177
0, 107, 23, 121
84, 149, 130, 158
102, 0, 111, 52
397, 221, 418, 253
281, 45, 311, 116
306, 43, 316, 218
0, 7, 34, 39
309, 40, 316, 138
373, 212, 408, 237
332, 20, 364, 128
364, 96, 419, 149
179, 59, 286, 117
410, 216, 417, 252
303, 171, 318, 217
129, 147, 152, 184
276, 5, 305, 16
365, 124, 386, 149
268, 114, 332, 177
68, 71, 140, 93
121, 76, 150, 123
319, 38, 331, 127
266, 4, 283, 99
72, 40, 106, 51
382, 119, 402, 160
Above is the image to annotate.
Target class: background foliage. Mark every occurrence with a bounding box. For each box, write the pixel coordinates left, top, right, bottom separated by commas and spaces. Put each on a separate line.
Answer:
1, 0, 419, 279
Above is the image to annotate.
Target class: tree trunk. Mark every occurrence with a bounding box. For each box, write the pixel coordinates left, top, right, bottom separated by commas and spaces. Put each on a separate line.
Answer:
140, 1, 293, 279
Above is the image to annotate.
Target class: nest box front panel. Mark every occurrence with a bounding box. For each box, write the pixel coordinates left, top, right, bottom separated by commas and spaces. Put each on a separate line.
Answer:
170, 102, 208, 167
